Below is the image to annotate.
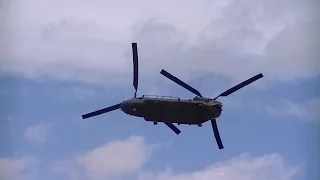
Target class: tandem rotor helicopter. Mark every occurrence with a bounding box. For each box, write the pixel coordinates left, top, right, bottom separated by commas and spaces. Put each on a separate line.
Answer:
81, 43, 264, 149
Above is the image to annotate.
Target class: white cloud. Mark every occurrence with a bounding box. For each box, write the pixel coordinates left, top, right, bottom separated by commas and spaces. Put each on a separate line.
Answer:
0, 0, 319, 85
52, 136, 154, 180
138, 153, 299, 180
0, 136, 299, 180
265, 97, 320, 122
25, 123, 51, 143
49, 136, 299, 180
0, 158, 26, 180
0, 156, 38, 180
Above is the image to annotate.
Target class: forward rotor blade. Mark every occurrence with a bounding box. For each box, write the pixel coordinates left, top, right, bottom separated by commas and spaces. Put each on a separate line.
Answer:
82, 103, 121, 119
164, 122, 181, 135
211, 119, 224, 149
132, 43, 138, 97
216, 73, 263, 98
160, 69, 202, 97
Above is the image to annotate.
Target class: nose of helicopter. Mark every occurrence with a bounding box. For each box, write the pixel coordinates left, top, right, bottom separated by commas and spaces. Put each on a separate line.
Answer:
120, 101, 131, 115
120, 101, 130, 111
120, 99, 143, 115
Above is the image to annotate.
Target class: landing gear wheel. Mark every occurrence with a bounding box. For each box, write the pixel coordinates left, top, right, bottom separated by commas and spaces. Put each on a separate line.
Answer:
153, 122, 158, 125
198, 124, 202, 127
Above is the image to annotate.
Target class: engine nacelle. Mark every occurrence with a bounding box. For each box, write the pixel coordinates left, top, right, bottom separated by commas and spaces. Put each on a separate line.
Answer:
193, 96, 223, 107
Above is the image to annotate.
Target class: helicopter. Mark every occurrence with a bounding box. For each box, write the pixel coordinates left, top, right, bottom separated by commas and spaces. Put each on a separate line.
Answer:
81, 43, 264, 149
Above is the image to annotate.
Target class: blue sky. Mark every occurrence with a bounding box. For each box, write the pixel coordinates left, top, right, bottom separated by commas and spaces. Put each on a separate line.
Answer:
0, 0, 319, 180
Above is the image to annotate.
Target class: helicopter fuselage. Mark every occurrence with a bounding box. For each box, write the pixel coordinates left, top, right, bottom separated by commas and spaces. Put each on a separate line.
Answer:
120, 95, 222, 125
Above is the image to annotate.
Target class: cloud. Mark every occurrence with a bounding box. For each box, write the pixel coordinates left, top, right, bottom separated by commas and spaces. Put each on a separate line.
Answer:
138, 153, 299, 180
0, 0, 319, 85
25, 123, 51, 143
51, 136, 154, 180
0, 136, 299, 180
0, 158, 26, 180
50, 136, 299, 180
0, 156, 38, 180
265, 97, 320, 122
140, 154, 298, 180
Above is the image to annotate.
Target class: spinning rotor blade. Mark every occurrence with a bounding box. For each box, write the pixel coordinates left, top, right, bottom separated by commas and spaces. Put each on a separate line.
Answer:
164, 122, 181, 135
211, 119, 224, 149
215, 73, 264, 99
160, 69, 202, 97
82, 103, 121, 119
132, 43, 139, 97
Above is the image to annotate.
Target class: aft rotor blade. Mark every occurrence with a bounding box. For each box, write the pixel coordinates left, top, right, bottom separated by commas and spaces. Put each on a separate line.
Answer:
160, 69, 202, 97
82, 103, 121, 119
216, 73, 263, 98
132, 43, 138, 97
211, 119, 224, 149
164, 122, 181, 135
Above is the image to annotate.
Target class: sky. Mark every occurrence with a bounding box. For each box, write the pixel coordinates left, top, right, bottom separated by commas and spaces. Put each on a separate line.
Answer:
0, 0, 319, 180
